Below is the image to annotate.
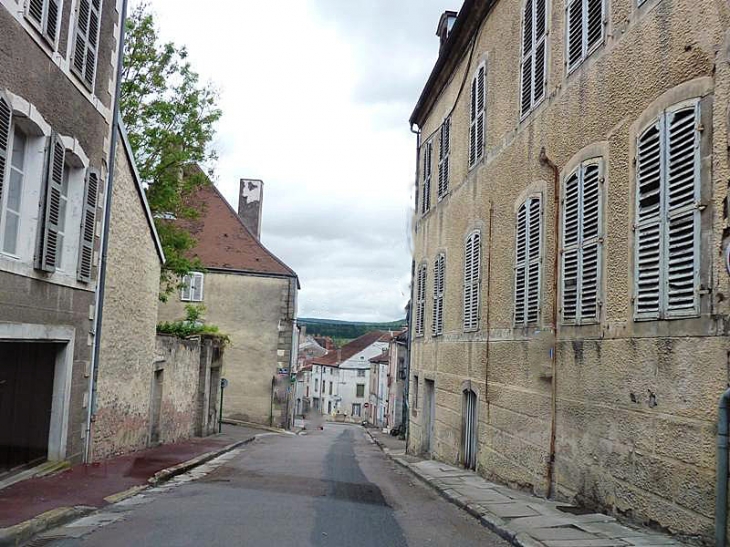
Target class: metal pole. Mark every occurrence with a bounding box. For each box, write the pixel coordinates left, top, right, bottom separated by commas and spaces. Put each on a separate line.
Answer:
218, 380, 224, 434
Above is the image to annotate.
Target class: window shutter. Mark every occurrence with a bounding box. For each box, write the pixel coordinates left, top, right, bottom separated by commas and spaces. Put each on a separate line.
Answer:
515, 204, 527, 324
476, 65, 486, 160
422, 141, 432, 214
580, 163, 601, 320
38, 134, 65, 273
586, 0, 604, 51
562, 171, 580, 322
438, 118, 451, 199
665, 104, 700, 316
533, 0, 547, 105
28, 0, 44, 27
73, 0, 103, 88
77, 169, 99, 282
567, 0, 583, 70
192, 272, 205, 302
526, 198, 541, 324
521, 0, 547, 117
464, 232, 480, 331
469, 76, 478, 166
45, 0, 60, 43
432, 254, 445, 336
181, 274, 192, 301
0, 92, 11, 230
415, 266, 426, 336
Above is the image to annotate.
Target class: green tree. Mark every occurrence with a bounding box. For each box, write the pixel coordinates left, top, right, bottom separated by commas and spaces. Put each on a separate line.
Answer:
120, 3, 222, 299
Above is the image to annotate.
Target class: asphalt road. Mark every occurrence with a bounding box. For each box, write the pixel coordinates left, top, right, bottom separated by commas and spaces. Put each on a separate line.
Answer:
38, 424, 509, 547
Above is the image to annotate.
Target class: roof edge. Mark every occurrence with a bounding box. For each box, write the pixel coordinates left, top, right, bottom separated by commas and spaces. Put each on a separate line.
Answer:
118, 122, 166, 264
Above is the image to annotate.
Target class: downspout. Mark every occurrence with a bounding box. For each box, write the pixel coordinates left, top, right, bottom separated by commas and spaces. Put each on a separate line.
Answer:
715, 387, 730, 547
83, 0, 129, 463
539, 147, 560, 499
484, 202, 493, 421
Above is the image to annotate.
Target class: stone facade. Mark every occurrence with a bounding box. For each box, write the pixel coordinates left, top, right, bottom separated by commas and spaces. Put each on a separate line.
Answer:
159, 271, 297, 428
91, 129, 164, 459
408, 0, 730, 542
0, 0, 122, 468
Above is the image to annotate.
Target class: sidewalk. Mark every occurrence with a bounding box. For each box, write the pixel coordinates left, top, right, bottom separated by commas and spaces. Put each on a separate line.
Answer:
0, 424, 260, 546
366, 429, 687, 547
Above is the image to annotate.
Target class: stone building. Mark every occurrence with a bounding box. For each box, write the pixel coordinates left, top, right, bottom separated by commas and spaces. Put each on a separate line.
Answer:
408, 0, 730, 541
0, 0, 123, 473
387, 330, 409, 431
158, 178, 299, 428
369, 349, 390, 428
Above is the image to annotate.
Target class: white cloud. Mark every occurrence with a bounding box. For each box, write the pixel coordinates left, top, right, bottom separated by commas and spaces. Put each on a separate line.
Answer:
143, 0, 455, 320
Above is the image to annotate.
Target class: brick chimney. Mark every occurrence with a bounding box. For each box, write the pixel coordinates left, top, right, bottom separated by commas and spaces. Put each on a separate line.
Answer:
437, 10, 458, 50
238, 178, 264, 239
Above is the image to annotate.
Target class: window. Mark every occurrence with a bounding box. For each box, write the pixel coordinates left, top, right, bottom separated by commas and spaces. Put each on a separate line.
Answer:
352, 403, 362, 417
328, 381, 332, 395
1, 127, 27, 256
412, 376, 419, 409
566, 0, 604, 72
415, 264, 426, 336
26, 0, 62, 46
433, 253, 445, 336
562, 159, 603, 324
357, 370, 365, 377
72, 0, 103, 89
463, 231, 481, 331
469, 64, 486, 167
315, 378, 319, 392
422, 140, 433, 214
356, 384, 365, 398
634, 100, 701, 320
181, 272, 204, 302
515, 197, 542, 325
438, 118, 451, 198
520, 0, 548, 118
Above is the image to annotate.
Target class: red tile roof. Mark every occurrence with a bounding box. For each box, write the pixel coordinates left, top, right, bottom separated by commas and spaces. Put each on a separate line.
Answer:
170, 181, 297, 279
311, 330, 388, 367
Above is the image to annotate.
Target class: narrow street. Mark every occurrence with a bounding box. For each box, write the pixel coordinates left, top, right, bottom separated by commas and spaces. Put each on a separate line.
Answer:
37, 424, 508, 547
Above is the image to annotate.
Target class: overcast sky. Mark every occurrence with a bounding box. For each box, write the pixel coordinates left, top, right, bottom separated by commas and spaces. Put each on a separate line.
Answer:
144, 0, 455, 321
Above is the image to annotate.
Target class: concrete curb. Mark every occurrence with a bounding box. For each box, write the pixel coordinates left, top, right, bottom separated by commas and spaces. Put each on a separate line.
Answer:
365, 429, 540, 547
0, 436, 257, 547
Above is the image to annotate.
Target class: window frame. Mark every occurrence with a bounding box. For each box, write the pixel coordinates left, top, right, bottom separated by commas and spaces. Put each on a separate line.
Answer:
560, 158, 604, 325
181, 271, 205, 302
0, 126, 28, 259
565, 0, 606, 74
356, 384, 365, 398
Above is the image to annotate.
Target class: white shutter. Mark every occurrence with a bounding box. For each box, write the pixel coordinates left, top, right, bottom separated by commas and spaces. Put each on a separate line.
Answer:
27, 0, 61, 46
181, 274, 192, 301
526, 198, 541, 324
432, 254, 445, 336
464, 232, 481, 331
567, 0, 604, 72
665, 104, 700, 316
533, 0, 547, 106
521, 0, 547, 117
27, 0, 44, 27
514, 204, 528, 324
422, 141, 432, 214
586, 0, 604, 52
416, 266, 426, 336
38, 134, 65, 272
469, 76, 478, 166
580, 162, 602, 321
438, 118, 451, 199
73, 0, 103, 88
191, 272, 205, 302
476, 64, 486, 162
561, 170, 580, 322
566, 0, 583, 71
77, 169, 99, 282
0, 92, 11, 230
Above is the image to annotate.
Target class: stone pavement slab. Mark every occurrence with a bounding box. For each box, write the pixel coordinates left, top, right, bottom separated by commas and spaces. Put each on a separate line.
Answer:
364, 428, 688, 547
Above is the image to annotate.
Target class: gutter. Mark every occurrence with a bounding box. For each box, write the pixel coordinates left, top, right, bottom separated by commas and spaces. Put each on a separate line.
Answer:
716, 387, 730, 547
83, 0, 129, 463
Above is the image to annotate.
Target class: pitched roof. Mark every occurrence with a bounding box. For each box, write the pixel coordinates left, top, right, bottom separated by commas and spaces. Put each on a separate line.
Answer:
311, 330, 388, 367
369, 350, 390, 364
172, 180, 297, 280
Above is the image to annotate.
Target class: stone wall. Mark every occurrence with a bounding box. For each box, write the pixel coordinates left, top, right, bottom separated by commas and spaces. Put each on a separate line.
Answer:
408, 0, 730, 541
158, 272, 296, 428
92, 135, 162, 459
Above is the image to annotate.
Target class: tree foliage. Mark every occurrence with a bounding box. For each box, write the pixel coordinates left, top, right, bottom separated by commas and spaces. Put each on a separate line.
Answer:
120, 3, 222, 298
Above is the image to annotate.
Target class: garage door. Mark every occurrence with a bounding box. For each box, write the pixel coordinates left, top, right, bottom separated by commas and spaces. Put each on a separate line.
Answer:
0, 342, 57, 474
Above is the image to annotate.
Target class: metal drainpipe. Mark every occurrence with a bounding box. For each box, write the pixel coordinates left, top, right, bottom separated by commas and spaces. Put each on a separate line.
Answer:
83, 0, 129, 463
539, 147, 560, 499
716, 387, 730, 547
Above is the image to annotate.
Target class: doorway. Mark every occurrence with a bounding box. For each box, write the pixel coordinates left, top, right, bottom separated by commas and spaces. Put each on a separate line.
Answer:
423, 379, 435, 455
462, 389, 478, 470
0, 343, 57, 474
149, 369, 164, 445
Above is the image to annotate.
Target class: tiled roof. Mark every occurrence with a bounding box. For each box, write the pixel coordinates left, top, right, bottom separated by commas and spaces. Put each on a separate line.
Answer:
311, 330, 388, 367
170, 180, 297, 279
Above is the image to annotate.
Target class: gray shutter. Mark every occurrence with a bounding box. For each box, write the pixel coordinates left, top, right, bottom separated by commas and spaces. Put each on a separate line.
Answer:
471, 232, 481, 329
567, 0, 583, 70
77, 169, 99, 282
463, 235, 473, 329
0, 92, 12, 230
438, 118, 451, 198
635, 120, 663, 319
422, 141, 432, 214
526, 198, 541, 324
476, 65, 486, 161
533, 0, 547, 105
515, 203, 527, 324
44, 0, 61, 43
73, 0, 103, 88
562, 170, 580, 322
417, 266, 426, 335
580, 162, 601, 321
27, 0, 43, 28
469, 76, 478, 166
520, 0, 533, 117
38, 134, 65, 272
586, 0, 604, 51
665, 103, 700, 317
438, 254, 445, 334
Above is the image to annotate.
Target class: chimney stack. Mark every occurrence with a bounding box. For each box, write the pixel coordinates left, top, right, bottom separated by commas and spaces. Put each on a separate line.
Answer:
238, 178, 264, 239
437, 10, 458, 50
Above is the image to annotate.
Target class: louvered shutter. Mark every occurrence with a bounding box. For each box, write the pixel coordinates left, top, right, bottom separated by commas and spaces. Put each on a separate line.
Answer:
469, 76, 478, 167
73, 0, 103, 88
515, 198, 541, 325
77, 169, 99, 282
567, 0, 583, 71
562, 171, 580, 322
580, 162, 601, 320
521, 0, 547, 116
45, 0, 60, 43
526, 198, 541, 323
27, 0, 44, 27
0, 93, 11, 230
181, 274, 192, 301
416, 266, 426, 336
192, 272, 205, 302
38, 134, 65, 272
586, 0, 603, 51
665, 104, 700, 316
432, 254, 445, 336
422, 141, 432, 214
533, 0, 547, 105
514, 204, 528, 324
476, 65, 486, 162
438, 118, 451, 199
464, 232, 481, 331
